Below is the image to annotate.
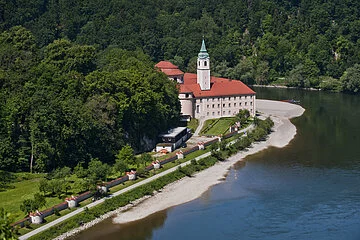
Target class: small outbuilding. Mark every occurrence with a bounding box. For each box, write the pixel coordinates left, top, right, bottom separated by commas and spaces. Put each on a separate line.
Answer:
156, 127, 190, 153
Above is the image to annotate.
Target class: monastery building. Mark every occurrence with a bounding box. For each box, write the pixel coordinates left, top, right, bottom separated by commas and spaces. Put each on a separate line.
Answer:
155, 40, 256, 119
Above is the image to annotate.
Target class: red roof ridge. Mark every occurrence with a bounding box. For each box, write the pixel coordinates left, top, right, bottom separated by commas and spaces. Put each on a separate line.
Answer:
155, 61, 179, 69
180, 73, 255, 97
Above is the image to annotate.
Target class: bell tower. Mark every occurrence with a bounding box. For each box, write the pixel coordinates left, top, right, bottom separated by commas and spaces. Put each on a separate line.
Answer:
197, 39, 211, 90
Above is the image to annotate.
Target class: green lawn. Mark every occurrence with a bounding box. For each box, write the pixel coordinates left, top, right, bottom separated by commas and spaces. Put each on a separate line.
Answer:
3, 128, 218, 228
200, 117, 235, 136
0, 176, 68, 222
187, 118, 199, 133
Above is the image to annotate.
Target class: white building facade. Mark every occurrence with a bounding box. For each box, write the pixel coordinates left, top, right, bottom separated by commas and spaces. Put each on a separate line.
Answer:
157, 40, 256, 119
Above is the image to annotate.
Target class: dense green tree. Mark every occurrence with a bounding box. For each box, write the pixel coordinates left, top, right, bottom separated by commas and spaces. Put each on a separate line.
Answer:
74, 162, 87, 179
286, 59, 320, 88
236, 109, 250, 125
319, 76, 342, 92
19, 193, 46, 215
87, 158, 110, 182
2, 0, 360, 175
0, 208, 17, 240
341, 64, 360, 93
0, 171, 14, 191
113, 160, 128, 176
138, 153, 153, 167
115, 145, 135, 167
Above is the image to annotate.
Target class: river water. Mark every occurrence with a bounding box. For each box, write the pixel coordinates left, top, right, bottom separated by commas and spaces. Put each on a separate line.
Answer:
72, 88, 360, 240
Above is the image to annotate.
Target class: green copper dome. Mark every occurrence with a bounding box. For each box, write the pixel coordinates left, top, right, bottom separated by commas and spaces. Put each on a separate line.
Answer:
198, 39, 209, 59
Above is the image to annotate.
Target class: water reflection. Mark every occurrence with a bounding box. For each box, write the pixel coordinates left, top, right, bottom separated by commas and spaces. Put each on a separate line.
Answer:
71, 210, 168, 240
232, 160, 246, 170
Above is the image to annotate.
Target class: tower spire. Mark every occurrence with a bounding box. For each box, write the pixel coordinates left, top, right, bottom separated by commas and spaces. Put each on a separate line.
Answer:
197, 39, 210, 90
198, 38, 209, 59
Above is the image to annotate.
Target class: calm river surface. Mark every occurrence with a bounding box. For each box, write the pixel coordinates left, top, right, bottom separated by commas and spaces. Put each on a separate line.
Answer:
72, 88, 360, 240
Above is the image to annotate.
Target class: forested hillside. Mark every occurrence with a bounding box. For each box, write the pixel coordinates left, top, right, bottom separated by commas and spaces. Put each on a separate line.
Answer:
0, 26, 180, 173
1, 0, 360, 172
2, 0, 360, 92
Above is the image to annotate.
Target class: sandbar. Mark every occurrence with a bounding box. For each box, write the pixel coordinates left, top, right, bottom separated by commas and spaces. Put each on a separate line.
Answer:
112, 99, 305, 224
55, 99, 304, 239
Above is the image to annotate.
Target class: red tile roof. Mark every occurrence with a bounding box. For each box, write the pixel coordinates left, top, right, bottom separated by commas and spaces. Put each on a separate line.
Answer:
155, 61, 184, 76
155, 61, 179, 69
161, 68, 185, 76
180, 73, 255, 97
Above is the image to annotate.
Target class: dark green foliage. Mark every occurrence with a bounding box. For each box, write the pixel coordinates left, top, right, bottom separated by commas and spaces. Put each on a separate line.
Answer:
235, 109, 250, 125
0, 208, 17, 240
87, 158, 110, 183
20, 193, 46, 215
319, 76, 342, 92
1, 0, 360, 173
27, 119, 276, 240
0, 27, 180, 173
1, 0, 360, 93
341, 64, 360, 93
138, 153, 153, 167
53, 207, 60, 216
247, 117, 273, 142
73, 162, 87, 179
0, 171, 15, 191
27, 156, 217, 240
115, 145, 135, 167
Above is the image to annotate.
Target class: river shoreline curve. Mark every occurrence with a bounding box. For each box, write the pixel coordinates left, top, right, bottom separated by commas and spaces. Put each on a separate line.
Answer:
56, 99, 305, 240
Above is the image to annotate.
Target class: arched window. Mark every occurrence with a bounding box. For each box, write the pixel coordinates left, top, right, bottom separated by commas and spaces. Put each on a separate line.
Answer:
204, 61, 207, 66
198, 61, 200, 66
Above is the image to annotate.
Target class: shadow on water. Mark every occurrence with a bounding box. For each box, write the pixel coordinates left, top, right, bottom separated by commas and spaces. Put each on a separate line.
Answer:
71, 210, 168, 240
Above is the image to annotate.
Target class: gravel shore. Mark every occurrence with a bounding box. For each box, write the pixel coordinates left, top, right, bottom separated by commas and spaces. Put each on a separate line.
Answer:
56, 99, 305, 239
112, 99, 305, 224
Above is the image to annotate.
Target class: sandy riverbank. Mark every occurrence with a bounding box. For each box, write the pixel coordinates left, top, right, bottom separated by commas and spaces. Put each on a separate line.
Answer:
112, 99, 305, 224
54, 99, 304, 239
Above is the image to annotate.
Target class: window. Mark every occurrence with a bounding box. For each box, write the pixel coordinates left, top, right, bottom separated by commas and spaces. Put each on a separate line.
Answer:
245, 102, 247, 106
196, 105, 200, 113
218, 111, 220, 115
240, 102, 242, 106
218, 98, 220, 101
204, 61, 207, 66
212, 112, 215, 116
174, 77, 177, 81
207, 112, 209, 116
207, 105, 209, 108
234, 103, 237, 107
218, 104, 220, 108
212, 104, 215, 108
212, 98, 214, 101
198, 61, 200, 66
228, 110, 231, 114
223, 111, 225, 115
185, 93, 189, 98
228, 97, 231, 101
250, 101, 252, 106
228, 103, 231, 107
223, 103, 225, 107
200, 99, 202, 103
